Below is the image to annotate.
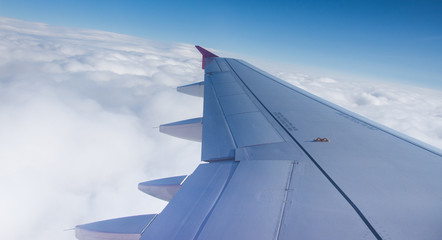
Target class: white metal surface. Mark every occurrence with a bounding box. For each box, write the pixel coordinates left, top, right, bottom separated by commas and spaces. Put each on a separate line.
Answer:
204, 58, 221, 73
196, 160, 292, 239
76, 215, 156, 240
177, 81, 204, 98
226, 111, 284, 147
140, 161, 238, 240
218, 93, 258, 115
138, 175, 186, 201
201, 76, 236, 161
159, 117, 202, 142
211, 72, 244, 96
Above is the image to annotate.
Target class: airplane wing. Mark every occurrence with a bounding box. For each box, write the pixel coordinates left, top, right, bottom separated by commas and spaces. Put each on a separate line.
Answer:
76, 46, 442, 240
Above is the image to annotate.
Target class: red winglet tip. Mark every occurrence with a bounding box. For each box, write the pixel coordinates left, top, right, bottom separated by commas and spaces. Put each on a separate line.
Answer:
195, 46, 218, 69
195, 45, 218, 58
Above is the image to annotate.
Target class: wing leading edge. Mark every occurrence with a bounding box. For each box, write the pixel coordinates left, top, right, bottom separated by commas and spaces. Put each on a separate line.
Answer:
76, 46, 442, 240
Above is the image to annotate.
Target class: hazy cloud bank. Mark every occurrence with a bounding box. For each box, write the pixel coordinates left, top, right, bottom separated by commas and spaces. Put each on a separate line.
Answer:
0, 17, 441, 240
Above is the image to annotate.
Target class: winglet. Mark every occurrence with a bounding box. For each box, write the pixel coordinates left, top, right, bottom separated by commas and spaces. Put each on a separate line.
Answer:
195, 45, 218, 69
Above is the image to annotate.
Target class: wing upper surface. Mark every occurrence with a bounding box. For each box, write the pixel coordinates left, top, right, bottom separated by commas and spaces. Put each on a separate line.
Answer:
225, 58, 442, 240
138, 48, 442, 240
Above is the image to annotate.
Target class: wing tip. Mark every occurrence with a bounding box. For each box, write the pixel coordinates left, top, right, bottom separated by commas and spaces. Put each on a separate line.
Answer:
195, 45, 218, 58
195, 45, 218, 69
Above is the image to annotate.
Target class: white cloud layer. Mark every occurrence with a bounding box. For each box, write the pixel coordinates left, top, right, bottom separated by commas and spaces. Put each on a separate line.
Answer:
0, 17, 441, 240
273, 72, 442, 149
0, 17, 203, 240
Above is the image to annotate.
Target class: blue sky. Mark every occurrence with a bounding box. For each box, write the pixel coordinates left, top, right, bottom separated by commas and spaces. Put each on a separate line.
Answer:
1, 0, 441, 88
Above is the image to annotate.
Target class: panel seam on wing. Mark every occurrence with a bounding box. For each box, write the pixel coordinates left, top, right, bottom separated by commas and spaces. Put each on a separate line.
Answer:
275, 161, 296, 240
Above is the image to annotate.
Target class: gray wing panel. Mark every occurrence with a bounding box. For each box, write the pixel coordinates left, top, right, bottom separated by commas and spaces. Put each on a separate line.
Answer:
226, 112, 284, 147
226, 58, 442, 240
202, 68, 284, 159
201, 74, 236, 161
278, 157, 376, 240
140, 161, 237, 240
196, 160, 292, 240
204, 58, 221, 73
196, 159, 377, 240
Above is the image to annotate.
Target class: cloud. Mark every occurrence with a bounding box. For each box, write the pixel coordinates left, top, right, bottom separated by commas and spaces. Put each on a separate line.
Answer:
0, 17, 202, 240
0, 16, 441, 240
275, 71, 442, 148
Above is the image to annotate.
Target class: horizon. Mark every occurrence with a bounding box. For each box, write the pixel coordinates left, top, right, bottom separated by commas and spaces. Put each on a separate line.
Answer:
0, 0, 441, 90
